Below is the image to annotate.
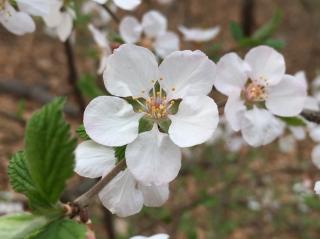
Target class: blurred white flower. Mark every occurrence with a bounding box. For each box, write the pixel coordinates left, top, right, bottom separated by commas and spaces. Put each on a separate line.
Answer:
119, 10, 179, 58
43, 1, 75, 41
82, 1, 116, 27
178, 25, 220, 42
278, 135, 296, 153
314, 181, 320, 195
214, 46, 307, 147
75, 141, 169, 217
130, 234, 169, 239
91, 0, 141, 11
88, 24, 112, 74
84, 44, 219, 186
157, 0, 174, 5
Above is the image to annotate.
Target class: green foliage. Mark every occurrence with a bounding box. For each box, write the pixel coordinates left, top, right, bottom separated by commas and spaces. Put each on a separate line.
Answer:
24, 98, 77, 205
30, 219, 86, 239
77, 74, 104, 99
115, 145, 126, 162
229, 21, 244, 42
8, 152, 51, 209
76, 125, 90, 140
0, 213, 49, 239
279, 116, 306, 127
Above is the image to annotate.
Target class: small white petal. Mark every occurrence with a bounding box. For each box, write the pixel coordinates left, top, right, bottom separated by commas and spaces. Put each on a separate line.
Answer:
126, 124, 181, 186
104, 44, 159, 98
266, 74, 307, 117
131, 235, 169, 239
312, 145, 320, 169
84, 96, 142, 147
119, 16, 142, 44
241, 107, 285, 147
178, 25, 220, 42
224, 95, 246, 131
245, 45, 285, 86
159, 50, 216, 99
154, 31, 180, 58
75, 140, 116, 178
88, 24, 108, 47
294, 71, 308, 91
289, 126, 306, 140
226, 136, 245, 152
304, 96, 320, 111
56, 11, 73, 42
314, 181, 320, 195
142, 10, 167, 38
278, 135, 296, 153
0, 3, 35, 35
17, 0, 54, 17
139, 183, 169, 207
214, 53, 248, 96
99, 169, 143, 217
168, 96, 219, 147
310, 126, 320, 143
113, 0, 141, 10
91, 0, 108, 4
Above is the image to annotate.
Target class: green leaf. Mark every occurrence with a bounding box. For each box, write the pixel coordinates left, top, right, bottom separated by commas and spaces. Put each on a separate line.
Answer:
76, 125, 90, 140
229, 21, 244, 42
25, 98, 77, 205
8, 152, 51, 209
252, 9, 282, 40
263, 38, 285, 49
31, 219, 86, 239
138, 117, 153, 133
114, 145, 126, 162
77, 74, 104, 99
278, 116, 306, 126
0, 213, 49, 239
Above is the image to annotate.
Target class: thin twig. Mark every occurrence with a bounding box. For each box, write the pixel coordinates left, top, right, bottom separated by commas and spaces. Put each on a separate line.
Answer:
74, 160, 127, 208
64, 38, 86, 116
102, 4, 120, 24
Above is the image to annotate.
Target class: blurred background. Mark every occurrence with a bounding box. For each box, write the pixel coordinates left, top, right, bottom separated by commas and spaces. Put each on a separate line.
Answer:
1, 0, 320, 238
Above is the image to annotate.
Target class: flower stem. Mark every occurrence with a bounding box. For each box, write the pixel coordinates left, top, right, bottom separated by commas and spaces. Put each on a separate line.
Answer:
74, 159, 127, 208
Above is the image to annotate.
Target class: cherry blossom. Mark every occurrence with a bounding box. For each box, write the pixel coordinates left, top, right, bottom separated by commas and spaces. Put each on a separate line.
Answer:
91, 0, 141, 11
82, 1, 115, 27
214, 46, 307, 147
88, 24, 112, 74
178, 25, 220, 42
119, 10, 180, 58
84, 44, 219, 186
130, 234, 169, 239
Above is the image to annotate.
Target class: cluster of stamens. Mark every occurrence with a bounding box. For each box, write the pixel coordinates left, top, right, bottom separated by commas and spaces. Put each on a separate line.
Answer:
136, 86, 174, 120
244, 82, 266, 102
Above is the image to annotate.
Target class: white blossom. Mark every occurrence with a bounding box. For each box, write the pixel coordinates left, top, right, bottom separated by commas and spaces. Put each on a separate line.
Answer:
178, 25, 220, 42
130, 234, 169, 239
91, 0, 141, 11
314, 181, 320, 195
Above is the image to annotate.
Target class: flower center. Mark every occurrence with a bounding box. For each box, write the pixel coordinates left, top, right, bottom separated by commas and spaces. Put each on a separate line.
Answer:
136, 86, 174, 120
244, 82, 266, 102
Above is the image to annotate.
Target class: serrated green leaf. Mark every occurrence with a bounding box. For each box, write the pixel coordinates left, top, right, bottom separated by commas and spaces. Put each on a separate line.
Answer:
31, 219, 86, 239
0, 213, 49, 239
229, 21, 244, 42
25, 98, 77, 205
76, 125, 90, 140
8, 152, 51, 209
77, 74, 104, 99
114, 145, 126, 162
278, 116, 306, 126
252, 9, 282, 40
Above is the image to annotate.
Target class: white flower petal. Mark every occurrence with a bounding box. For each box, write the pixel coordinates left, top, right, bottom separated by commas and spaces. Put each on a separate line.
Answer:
88, 24, 108, 47
178, 25, 220, 42
99, 169, 143, 217
91, 0, 108, 4
113, 0, 141, 10
126, 124, 181, 186
75, 140, 116, 178
309, 126, 320, 143
214, 53, 248, 96
56, 11, 73, 41
226, 136, 245, 152
119, 16, 142, 44
304, 96, 320, 111
314, 181, 320, 195
42, 1, 62, 27
0, 3, 35, 35
142, 10, 167, 38
244, 45, 285, 86
224, 95, 246, 131
294, 71, 308, 91
266, 74, 307, 117
278, 135, 296, 153
168, 96, 219, 147
84, 96, 142, 147
154, 31, 180, 59
139, 183, 169, 207
241, 107, 285, 147
289, 126, 306, 140
312, 145, 320, 169
104, 44, 159, 98
131, 235, 169, 239
159, 50, 216, 99
17, 0, 54, 17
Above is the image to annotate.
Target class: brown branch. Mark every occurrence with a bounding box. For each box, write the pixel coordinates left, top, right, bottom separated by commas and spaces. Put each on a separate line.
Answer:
74, 160, 127, 208
241, 0, 255, 36
64, 38, 86, 116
